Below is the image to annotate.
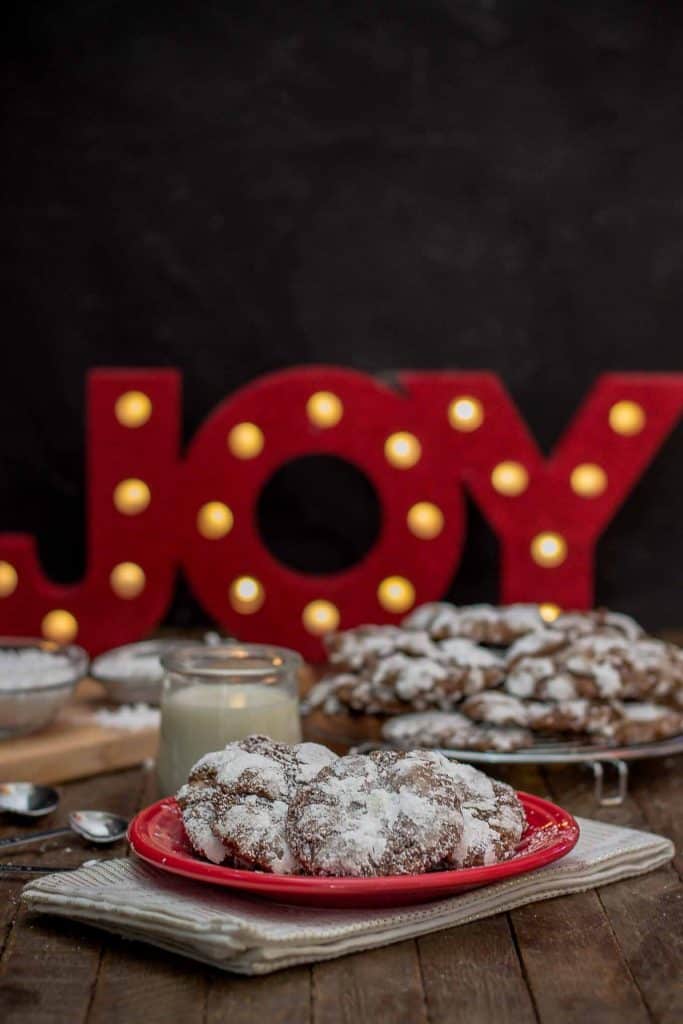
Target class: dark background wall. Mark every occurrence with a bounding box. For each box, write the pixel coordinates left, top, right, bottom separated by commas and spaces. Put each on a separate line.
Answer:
1, 1, 682, 632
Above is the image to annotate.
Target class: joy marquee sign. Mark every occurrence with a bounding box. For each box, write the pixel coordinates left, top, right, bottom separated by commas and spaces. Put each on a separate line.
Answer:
0, 367, 681, 657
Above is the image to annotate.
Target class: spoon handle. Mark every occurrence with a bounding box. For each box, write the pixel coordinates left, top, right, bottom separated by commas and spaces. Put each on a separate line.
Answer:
0, 827, 71, 853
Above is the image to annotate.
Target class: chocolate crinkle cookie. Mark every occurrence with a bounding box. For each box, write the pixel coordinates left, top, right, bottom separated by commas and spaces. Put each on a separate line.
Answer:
306, 604, 683, 753
179, 739, 526, 878
324, 625, 439, 671
381, 710, 533, 753
461, 691, 683, 745
504, 633, 683, 703
441, 761, 527, 867
177, 735, 337, 872
286, 749, 525, 876
303, 642, 504, 718
402, 602, 545, 645
549, 609, 643, 642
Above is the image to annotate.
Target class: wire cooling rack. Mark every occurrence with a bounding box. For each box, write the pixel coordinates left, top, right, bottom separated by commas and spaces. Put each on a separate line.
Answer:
352, 733, 683, 806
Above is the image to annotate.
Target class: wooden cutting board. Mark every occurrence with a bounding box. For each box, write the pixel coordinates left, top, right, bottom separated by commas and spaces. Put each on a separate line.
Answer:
0, 679, 159, 785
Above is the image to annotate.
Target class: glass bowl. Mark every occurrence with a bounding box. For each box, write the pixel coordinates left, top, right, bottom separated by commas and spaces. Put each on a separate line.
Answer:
90, 635, 234, 706
0, 637, 89, 739
90, 639, 188, 705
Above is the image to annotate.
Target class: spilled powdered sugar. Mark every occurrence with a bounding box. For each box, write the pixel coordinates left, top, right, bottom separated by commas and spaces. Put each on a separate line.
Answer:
92, 703, 160, 730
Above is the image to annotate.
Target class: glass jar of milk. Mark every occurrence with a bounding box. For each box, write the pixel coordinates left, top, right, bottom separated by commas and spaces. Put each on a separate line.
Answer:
156, 643, 303, 796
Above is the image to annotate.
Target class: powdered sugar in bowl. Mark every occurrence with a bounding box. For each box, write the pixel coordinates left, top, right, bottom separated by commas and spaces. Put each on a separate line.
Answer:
0, 637, 89, 738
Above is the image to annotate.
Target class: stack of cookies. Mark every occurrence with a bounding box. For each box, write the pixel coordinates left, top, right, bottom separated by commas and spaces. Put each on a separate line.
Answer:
303, 604, 683, 751
178, 735, 526, 876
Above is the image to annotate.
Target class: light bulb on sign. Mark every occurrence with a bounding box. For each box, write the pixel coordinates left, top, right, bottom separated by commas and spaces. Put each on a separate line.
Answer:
384, 432, 421, 469
302, 600, 340, 635
197, 502, 234, 539
42, 609, 78, 643
114, 391, 152, 429
377, 576, 415, 613
530, 532, 568, 568
608, 400, 646, 436
110, 562, 146, 599
113, 479, 151, 516
229, 576, 265, 614
306, 391, 343, 429
228, 422, 264, 459
406, 502, 444, 539
0, 561, 18, 598
539, 602, 561, 623
570, 463, 607, 498
491, 461, 529, 496
448, 396, 484, 432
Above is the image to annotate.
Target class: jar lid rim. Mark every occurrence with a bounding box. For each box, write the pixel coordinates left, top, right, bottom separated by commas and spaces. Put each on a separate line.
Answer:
160, 642, 302, 677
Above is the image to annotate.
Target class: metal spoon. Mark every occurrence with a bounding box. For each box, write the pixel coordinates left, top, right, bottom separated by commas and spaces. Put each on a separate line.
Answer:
0, 783, 60, 818
0, 810, 128, 855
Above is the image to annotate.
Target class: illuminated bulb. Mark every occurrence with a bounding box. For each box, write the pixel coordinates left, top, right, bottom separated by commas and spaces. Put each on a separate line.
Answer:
384, 432, 422, 469
530, 532, 568, 568
306, 391, 343, 429
302, 599, 340, 635
539, 602, 562, 623
406, 502, 444, 539
197, 501, 234, 539
42, 609, 78, 643
448, 396, 484, 432
229, 575, 265, 614
110, 562, 146, 599
114, 390, 152, 428
570, 463, 607, 498
377, 575, 416, 613
609, 400, 646, 436
113, 479, 151, 515
0, 561, 18, 598
228, 422, 264, 459
491, 461, 529, 497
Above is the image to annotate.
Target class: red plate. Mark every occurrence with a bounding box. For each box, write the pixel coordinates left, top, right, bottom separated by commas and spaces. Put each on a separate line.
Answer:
128, 793, 579, 908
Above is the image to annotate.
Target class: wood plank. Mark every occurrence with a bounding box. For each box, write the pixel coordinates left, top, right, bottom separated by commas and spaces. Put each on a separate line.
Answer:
0, 767, 147, 1024
497, 764, 651, 1024
312, 940, 427, 1024
417, 916, 537, 1024
208, 965, 311, 1024
88, 938, 209, 1024
545, 762, 683, 1024
0, 680, 159, 786
630, 755, 683, 879
512, 891, 651, 1024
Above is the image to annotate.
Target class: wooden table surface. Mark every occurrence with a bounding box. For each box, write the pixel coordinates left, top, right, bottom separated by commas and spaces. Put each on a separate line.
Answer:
0, 754, 681, 1024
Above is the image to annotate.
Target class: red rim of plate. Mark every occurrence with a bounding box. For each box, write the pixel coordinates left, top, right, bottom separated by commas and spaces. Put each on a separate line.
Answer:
128, 792, 579, 897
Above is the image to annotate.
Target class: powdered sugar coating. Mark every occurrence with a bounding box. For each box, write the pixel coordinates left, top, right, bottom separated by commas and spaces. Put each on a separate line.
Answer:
461, 691, 531, 727
437, 761, 526, 867
551, 609, 643, 642
506, 633, 683, 702
177, 735, 337, 872
382, 711, 532, 752
403, 603, 543, 645
325, 625, 439, 670
610, 702, 683, 744
287, 750, 467, 876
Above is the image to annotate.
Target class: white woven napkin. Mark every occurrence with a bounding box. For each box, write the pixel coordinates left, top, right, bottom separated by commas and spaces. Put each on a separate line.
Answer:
21, 817, 673, 975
